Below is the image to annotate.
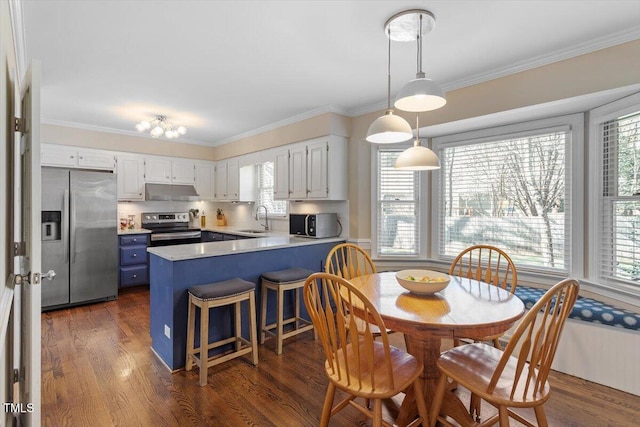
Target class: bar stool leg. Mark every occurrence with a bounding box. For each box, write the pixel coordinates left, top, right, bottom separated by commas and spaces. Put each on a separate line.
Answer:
249, 290, 259, 365
276, 286, 285, 355
235, 301, 241, 352
185, 296, 195, 371
199, 302, 209, 387
260, 283, 268, 344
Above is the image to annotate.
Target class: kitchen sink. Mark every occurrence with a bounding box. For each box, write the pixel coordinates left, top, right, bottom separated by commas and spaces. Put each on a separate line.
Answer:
236, 229, 268, 234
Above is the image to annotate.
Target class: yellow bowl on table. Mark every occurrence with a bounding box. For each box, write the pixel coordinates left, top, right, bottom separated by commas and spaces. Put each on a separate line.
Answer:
395, 269, 450, 295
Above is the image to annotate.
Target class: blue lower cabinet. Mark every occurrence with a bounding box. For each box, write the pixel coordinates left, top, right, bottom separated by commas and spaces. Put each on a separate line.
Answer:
118, 233, 149, 288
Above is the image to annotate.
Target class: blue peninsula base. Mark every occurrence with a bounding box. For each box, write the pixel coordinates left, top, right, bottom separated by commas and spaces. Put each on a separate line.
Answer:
149, 241, 339, 370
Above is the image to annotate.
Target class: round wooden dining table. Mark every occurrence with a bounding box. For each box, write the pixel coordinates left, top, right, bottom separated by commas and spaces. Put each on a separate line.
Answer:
348, 271, 525, 426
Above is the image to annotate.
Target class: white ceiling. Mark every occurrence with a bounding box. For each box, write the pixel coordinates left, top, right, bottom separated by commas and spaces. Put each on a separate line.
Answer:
19, 0, 640, 146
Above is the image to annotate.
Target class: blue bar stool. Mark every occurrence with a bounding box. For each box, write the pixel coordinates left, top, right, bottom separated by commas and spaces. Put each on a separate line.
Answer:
185, 278, 258, 386
260, 267, 316, 355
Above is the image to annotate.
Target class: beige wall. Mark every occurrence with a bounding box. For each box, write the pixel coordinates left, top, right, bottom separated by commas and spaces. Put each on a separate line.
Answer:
214, 112, 350, 160
41, 124, 217, 161
347, 40, 640, 241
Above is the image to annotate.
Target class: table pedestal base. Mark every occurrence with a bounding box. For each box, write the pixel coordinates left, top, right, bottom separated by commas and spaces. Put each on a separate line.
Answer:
397, 335, 476, 427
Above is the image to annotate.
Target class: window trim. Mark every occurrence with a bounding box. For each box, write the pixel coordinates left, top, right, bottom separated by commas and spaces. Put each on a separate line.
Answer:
255, 161, 287, 218
430, 114, 584, 277
588, 92, 640, 296
371, 143, 429, 260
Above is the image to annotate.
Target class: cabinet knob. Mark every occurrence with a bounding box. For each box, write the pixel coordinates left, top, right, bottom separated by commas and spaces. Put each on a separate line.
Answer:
132, 253, 137, 257
79, 156, 83, 159
133, 274, 137, 278
132, 238, 137, 242
70, 155, 74, 159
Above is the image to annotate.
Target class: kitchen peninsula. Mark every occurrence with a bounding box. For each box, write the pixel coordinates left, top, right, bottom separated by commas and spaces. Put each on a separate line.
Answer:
147, 233, 343, 370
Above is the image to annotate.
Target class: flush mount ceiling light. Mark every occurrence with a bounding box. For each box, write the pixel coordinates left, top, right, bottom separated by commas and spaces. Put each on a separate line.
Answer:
387, 9, 446, 112
135, 115, 186, 139
366, 28, 413, 143
395, 114, 440, 171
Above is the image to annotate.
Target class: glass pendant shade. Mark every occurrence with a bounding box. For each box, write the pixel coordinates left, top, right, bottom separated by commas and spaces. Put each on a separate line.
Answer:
395, 142, 440, 170
395, 73, 446, 112
366, 110, 413, 143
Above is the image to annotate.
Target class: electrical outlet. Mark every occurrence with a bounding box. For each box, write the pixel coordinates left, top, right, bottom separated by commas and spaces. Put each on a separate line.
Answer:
164, 324, 171, 339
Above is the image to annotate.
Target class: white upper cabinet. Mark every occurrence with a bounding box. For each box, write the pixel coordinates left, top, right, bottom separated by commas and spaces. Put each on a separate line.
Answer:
280, 136, 347, 200
145, 157, 195, 184
117, 156, 145, 201
215, 159, 254, 202
273, 150, 290, 200
171, 159, 196, 184
144, 157, 171, 183
195, 162, 215, 200
41, 144, 115, 171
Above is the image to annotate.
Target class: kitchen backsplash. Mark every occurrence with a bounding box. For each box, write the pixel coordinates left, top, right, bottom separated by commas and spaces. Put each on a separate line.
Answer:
118, 200, 349, 236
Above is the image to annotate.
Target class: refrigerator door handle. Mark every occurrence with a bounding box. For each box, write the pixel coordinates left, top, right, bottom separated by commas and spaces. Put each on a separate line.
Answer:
63, 189, 70, 263
70, 190, 76, 264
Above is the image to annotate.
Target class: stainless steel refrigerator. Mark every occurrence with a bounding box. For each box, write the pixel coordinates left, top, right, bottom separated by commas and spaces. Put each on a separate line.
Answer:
41, 167, 118, 309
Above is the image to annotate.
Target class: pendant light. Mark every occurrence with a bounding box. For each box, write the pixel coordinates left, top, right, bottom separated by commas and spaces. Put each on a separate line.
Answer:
390, 10, 446, 113
395, 114, 440, 170
366, 28, 412, 144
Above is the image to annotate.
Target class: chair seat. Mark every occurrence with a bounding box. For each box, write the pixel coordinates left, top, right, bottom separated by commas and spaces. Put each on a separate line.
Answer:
188, 278, 254, 300
326, 341, 422, 399
438, 343, 551, 407
261, 267, 314, 284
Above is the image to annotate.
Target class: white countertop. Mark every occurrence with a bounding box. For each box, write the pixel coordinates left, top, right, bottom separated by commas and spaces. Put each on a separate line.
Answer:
118, 228, 152, 235
147, 234, 344, 261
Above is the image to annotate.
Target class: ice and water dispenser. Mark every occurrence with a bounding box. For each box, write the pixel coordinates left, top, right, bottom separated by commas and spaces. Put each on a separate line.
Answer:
41, 211, 61, 241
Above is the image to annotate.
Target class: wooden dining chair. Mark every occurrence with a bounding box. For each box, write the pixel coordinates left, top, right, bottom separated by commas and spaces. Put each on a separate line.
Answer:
325, 242, 377, 279
449, 244, 518, 348
430, 278, 580, 427
303, 272, 430, 427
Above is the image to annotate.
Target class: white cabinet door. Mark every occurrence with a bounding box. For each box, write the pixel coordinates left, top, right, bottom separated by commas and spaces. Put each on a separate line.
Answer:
226, 159, 240, 201
273, 150, 289, 200
289, 146, 307, 199
195, 162, 215, 200
78, 150, 115, 170
41, 144, 77, 167
307, 141, 328, 198
171, 159, 195, 184
117, 156, 145, 200
214, 161, 228, 200
145, 158, 171, 183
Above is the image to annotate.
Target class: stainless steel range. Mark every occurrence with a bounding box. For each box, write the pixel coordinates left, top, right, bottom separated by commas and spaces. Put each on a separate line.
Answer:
142, 212, 202, 246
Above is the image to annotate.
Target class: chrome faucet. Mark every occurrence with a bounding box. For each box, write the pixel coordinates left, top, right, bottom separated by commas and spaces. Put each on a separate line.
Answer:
255, 205, 269, 231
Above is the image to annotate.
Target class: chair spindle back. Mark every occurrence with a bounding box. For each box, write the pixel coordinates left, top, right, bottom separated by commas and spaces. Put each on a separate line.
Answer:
325, 243, 376, 280
449, 244, 518, 293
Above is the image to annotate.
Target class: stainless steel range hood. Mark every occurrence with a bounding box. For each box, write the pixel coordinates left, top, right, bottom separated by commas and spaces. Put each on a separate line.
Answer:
145, 183, 200, 201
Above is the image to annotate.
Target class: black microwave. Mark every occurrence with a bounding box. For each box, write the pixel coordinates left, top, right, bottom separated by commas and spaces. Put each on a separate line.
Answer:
289, 213, 338, 238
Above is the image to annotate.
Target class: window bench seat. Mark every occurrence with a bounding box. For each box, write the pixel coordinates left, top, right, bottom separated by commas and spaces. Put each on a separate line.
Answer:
502, 285, 640, 396
514, 285, 640, 331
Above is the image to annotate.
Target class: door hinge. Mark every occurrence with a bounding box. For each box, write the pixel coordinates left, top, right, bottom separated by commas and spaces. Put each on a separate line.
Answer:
13, 117, 25, 133
15, 271, 41, 285
13, 241, 26, 256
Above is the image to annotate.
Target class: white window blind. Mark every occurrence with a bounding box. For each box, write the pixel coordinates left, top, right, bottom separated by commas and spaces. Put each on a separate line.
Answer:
600, 111, 640, 285
439, 129, 570, 271
376, 149, 420, 256
256, 162, 287, 217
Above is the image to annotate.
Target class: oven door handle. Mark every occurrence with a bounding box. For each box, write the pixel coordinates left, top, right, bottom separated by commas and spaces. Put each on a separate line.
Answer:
151, 231, 202, 241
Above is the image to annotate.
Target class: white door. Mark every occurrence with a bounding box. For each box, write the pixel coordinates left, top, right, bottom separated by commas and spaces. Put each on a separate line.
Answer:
226, 160, 239, 201
117, 156, 145, 200
171, 159, 195, 184
12, 61, 42, 426
144, 157, 171, 183
215, 161, 228, 200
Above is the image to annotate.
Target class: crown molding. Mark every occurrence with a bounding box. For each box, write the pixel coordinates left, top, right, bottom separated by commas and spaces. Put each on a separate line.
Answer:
8, 0, 27, 84
211, 105, 350, 147
41, 118, 213, 147
347, 28, 640, 118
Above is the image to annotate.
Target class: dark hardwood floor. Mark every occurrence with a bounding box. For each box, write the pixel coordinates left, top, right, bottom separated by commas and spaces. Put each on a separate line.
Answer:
42, 286, 638, 426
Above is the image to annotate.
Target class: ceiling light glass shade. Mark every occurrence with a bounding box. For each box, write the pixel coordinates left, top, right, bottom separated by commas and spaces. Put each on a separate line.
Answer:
366, 110, 413, 143
177, 126, 187, 135
395, 141, 440, 170
150, 126, 164, 138
395, 73, 446, 112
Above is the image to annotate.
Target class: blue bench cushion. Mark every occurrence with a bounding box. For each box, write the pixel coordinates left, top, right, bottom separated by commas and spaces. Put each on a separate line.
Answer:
514, 285, 640, 331
188, 278, 255, 301
261, 267, 314, 284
